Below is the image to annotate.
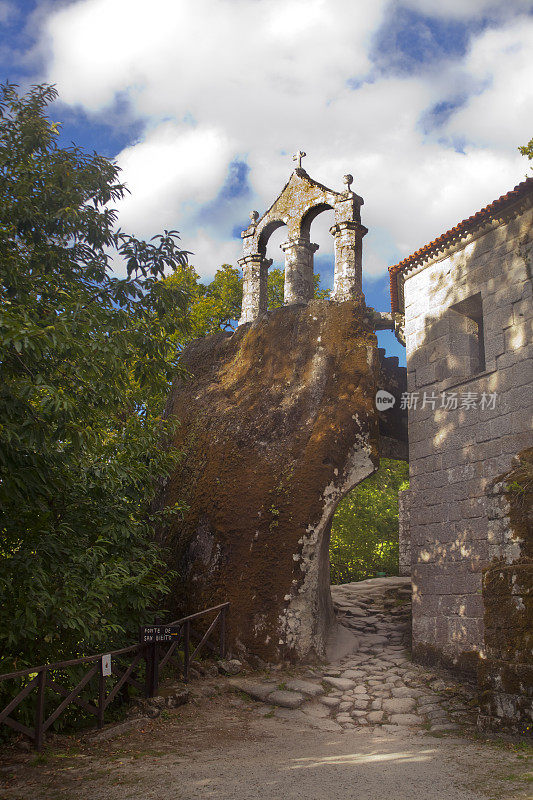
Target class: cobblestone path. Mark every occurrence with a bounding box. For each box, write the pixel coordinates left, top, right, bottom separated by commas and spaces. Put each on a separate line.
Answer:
231, 577, 478, 735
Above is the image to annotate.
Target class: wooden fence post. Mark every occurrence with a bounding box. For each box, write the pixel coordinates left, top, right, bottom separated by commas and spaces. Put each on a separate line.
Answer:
34, 668, 46, 751
97, 663, 105, 728
144, 645, 151, 698
151, 643, 159, 697
145, 643, 159, 698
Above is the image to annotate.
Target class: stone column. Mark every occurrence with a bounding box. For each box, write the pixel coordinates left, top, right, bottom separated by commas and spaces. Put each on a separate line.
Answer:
238, 255, 271, 325
280, 238, 319, 305
330, 221, 367, 302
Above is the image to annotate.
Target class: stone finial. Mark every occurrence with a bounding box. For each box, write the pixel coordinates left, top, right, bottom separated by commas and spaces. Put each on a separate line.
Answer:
293, 150, 307, 169
343, 174, 353, 192
249, 210, 259, 225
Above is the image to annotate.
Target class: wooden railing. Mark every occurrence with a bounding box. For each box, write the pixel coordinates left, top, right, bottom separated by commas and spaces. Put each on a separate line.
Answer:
0, 602, 229, 750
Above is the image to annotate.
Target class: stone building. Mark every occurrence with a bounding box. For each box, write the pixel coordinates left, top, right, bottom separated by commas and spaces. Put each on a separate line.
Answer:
389, 176, 533, 730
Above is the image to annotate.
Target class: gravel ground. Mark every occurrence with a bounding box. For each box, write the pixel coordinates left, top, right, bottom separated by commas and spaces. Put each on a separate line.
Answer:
0, 697, 530, 800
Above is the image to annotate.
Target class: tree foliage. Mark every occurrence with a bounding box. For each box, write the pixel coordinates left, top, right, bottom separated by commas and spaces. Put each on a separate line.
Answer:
165, 263, 243, 341
267, 267, 329, 309
518, 137, 533, 166
0, 82, 191, 671
329, 459, 409, 584
165, 263, 330, 346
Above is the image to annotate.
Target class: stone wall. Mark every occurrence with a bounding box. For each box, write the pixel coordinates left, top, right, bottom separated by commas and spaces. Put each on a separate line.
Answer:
478, 448, 532, 735
402, 200, 533, 675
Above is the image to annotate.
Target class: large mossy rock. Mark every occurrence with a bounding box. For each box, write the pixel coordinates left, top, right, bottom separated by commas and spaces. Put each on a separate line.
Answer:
158, 300, 385, 662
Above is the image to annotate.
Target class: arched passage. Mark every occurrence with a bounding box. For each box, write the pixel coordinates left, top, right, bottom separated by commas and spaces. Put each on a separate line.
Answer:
261, 221, 287, 310
304, 204, 335, 294
258, 219, 286, 256
159, 297, 408, 663
301, 202, 334, 239
329, 458, 409, 586
254, 204, 336, 312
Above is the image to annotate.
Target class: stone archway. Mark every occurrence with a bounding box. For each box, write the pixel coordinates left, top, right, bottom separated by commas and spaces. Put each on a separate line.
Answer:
156, 157, 406, 663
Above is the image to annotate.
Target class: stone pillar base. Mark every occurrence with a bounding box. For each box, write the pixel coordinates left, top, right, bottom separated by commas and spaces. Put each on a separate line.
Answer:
238, 255, 272, 325
280, 238, 319, 305
330, 221, 367, 302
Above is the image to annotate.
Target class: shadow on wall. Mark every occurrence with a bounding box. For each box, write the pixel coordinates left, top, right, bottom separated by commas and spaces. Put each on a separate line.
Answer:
399, 207, 532, 676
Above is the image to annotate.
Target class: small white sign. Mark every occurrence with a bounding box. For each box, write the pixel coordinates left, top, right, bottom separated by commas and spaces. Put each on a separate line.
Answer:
375, 389, 396, 411
101, 654, 112, 677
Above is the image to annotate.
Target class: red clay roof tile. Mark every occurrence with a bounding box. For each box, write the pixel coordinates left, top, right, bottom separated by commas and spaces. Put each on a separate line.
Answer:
388, 176, 533, 313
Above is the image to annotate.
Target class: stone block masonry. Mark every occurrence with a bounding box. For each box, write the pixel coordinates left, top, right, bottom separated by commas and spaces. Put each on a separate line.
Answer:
477, 448, 533, 735
396, 184, 532, 729
398, 489, 412, 576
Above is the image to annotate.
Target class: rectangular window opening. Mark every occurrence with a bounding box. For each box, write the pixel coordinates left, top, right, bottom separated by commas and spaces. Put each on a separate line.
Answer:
450, 292, 486, 375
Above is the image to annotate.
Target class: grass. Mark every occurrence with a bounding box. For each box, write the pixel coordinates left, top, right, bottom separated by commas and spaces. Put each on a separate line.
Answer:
513, 740, 533, 754
30, 754, 49, 766
501, 772, 533, 783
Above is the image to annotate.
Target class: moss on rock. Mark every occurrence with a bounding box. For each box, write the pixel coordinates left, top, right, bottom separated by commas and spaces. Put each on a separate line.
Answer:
156, 300, 392, 662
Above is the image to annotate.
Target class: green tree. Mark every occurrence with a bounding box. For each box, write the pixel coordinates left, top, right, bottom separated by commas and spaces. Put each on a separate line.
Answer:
166, 263, 242, 341
518, 137, 533, 165
329, 459, 409, 584
0, 82, 191, 671
165, 263, 330, 346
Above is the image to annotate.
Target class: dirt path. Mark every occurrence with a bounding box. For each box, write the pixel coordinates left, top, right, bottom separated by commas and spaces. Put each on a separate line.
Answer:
0, 696, 530, 800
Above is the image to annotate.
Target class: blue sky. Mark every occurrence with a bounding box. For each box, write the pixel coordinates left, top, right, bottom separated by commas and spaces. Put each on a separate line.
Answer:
2, 0, 533, 363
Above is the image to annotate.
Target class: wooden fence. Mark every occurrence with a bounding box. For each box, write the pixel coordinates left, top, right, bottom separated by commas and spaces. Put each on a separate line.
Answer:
0, 602, 229, 750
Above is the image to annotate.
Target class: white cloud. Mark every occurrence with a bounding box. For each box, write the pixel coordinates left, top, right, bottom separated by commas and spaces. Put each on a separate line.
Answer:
41, 0, 533, 281
186, 229, 241, 279
0, 1, 15, 23
114, 121, 234, 237
444, 20, 533, 149
45, 0, 385, 113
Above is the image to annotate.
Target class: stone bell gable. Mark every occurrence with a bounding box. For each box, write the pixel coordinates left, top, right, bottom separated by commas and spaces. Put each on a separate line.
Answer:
158, 154, 408, 663
238, 153, 367, 324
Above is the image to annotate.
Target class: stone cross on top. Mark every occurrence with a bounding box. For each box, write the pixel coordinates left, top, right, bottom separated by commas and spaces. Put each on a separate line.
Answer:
293, 150, 306, 169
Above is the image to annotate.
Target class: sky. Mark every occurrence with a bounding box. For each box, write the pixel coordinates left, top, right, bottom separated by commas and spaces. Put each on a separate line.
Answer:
1, 0, 533, 362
